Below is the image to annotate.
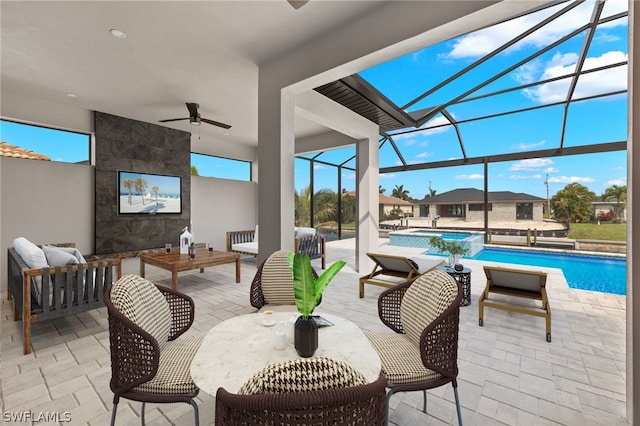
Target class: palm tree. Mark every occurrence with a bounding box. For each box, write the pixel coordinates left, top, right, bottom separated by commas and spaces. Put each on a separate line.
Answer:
294, 186, 312, 226
602, 184, 627, 221
379, 185, 386, 194
550, 182, 594, 223
134, 177, 148, 206
122, 178, 134, 205
428, 181, 437, 197
313, 188, 338, 224
392, 184, 410, 201
152, 185, 160, 205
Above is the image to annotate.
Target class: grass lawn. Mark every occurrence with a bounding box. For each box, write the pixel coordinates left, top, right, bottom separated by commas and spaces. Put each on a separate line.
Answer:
568, 222, 627, 241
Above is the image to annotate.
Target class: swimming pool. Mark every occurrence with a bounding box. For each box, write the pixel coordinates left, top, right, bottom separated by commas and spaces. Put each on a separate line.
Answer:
465, 247, 626, 295
389, 229, 485, 256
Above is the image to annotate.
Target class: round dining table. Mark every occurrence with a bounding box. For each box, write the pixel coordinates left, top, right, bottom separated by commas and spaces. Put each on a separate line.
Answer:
190, 311, 382, 395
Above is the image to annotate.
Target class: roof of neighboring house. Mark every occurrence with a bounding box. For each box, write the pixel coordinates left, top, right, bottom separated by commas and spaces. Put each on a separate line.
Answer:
346, 192, 413, 206
0, 142, 51, 161
418, 188, 544, 203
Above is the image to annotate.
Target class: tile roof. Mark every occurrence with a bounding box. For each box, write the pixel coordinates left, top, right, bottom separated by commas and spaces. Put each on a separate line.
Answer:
0, 142, 51, 161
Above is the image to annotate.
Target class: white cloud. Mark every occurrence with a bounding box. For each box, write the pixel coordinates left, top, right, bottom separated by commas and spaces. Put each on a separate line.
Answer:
342, 172, 356, 180
444, 1, 626, 59
607, 178, 626, 186
313, 164, 326, 170
455, 174, 483, 180
514, 140, 545, 150
544, 167, 558, 173
379, 173, 396, 180
509, 158, 554, 171
415, 152, 433, 159
389, 115, 452, 142
523, 51, 628, 103
509, 174, 542, 180
548, 175, 595, 184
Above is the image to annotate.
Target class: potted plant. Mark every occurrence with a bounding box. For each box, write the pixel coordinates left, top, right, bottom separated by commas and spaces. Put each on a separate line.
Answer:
429, 236, 469, 268
287, 252, 346, 357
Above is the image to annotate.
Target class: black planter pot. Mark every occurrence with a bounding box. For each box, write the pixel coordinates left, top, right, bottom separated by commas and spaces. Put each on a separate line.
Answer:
294, 315, 318, 357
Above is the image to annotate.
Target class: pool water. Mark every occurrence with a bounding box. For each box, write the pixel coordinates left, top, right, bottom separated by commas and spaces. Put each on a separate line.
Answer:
413, 231, 470, 240
469, 247, 626, 295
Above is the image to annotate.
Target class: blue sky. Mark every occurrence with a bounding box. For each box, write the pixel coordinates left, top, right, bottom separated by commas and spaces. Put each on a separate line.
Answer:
298, 0, 628, 201
1, 1, 628, 202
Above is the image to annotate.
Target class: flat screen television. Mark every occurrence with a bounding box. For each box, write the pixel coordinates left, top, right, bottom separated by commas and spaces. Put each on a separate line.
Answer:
118, 171, 182, 215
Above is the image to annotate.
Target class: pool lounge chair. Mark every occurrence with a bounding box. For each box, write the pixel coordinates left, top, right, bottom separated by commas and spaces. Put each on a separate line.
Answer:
358, 253, 443, 298
479, 265, 551, 342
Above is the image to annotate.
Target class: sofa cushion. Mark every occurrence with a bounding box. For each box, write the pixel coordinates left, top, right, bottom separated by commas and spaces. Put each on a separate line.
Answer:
13, 237, 48, 269
43, 245, 79, 267
294, 227, 316, 239
45, 245, 86, 264
232, 241, 258, 255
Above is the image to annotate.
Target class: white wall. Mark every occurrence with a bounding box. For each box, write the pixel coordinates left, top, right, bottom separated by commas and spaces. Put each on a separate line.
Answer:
0, 158, 257, 292
190, 175, 257, 251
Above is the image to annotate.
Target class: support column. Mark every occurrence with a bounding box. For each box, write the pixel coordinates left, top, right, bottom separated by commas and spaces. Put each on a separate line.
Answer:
356, 135, 379, 273
627, 1, 638, 423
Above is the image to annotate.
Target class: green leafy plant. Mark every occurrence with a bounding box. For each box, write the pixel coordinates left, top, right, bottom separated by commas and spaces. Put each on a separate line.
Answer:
429, 236, 468, 256
287, 252, 346, 319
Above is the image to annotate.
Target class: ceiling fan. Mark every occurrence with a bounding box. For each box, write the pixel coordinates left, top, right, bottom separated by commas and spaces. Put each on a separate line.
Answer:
159, 102, 231, 129
287, 0, 309, 9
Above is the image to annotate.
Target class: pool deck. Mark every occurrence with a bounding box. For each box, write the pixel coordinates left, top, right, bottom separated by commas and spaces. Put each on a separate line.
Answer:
0, 238, 628, 425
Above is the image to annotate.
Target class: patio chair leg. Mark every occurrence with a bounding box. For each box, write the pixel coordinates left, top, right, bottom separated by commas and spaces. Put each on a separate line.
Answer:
141, 402, 146, 425
110, 403, 118, 426
191, 399, 200, 426
422, 389, 427, 413
453, 386, 463, 426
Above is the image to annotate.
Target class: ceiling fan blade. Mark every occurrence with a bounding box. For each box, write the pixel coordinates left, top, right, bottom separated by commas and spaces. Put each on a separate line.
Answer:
287, 0, 308, 9
158, 117, 189, 123
186, 102, 199, 118
201, 118, 232, 129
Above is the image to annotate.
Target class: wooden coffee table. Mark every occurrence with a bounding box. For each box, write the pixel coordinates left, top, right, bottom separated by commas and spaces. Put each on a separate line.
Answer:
140, 248, 240, 290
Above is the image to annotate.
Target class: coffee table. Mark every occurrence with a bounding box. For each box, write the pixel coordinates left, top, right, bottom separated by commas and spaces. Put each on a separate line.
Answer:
140, 248, 240, 290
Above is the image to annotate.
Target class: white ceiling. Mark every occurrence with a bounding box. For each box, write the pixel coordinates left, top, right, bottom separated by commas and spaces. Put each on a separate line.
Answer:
1, 1, 541, 159
1, 1, 389, 152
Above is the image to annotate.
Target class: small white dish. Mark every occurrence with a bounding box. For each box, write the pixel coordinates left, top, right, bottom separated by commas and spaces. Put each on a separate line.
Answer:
261, 318, 276, 327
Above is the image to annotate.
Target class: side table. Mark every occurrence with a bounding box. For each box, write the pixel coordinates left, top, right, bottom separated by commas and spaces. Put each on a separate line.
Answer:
436, 265, 472, 306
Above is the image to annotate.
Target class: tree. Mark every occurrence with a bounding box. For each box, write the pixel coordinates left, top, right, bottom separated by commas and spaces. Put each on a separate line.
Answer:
379, 185, 386, 194
602, 184, 627, 221
191, 165, 199, 176
152, 185, 159, 205
550, 183, 594, 223
134, 177, 148, 206
122, 178, 134, 205
391, 184, 410, 201
428, 181, 437, 197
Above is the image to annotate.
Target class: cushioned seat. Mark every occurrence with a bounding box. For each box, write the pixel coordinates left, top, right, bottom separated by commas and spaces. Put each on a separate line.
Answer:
365, 270, 463, 425
105, 274, 201, 426
215, 357, 387, 426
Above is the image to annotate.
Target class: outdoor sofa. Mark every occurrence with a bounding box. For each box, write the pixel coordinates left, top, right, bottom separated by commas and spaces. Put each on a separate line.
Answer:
226, 225, 326, 268
7, 237, 122, 354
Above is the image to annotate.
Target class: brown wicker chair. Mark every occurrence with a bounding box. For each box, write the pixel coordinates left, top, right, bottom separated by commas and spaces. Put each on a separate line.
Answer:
366, 270, 463, 425
105, 274, 202, 426
249, 250, 318, 311
215, 357, 388, 425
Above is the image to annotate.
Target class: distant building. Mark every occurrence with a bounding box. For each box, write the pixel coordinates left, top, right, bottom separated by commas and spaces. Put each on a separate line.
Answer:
347, 192, 413, 217
415, 188, 545, 222
592, 195, 627, 221
0, 141, 50, 161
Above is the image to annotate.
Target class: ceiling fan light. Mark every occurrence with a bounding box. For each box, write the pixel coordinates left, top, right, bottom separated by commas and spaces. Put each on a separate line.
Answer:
190, 117, 201, 126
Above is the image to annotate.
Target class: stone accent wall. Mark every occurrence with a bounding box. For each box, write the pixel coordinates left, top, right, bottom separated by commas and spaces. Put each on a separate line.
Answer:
94, 111, 190, 254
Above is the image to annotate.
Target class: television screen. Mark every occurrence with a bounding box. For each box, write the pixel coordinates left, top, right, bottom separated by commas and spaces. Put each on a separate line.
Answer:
118, 171, 182, 214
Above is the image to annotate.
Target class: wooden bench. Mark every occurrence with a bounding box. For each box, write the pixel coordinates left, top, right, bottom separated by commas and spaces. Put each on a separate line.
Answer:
7, 243, 122, 354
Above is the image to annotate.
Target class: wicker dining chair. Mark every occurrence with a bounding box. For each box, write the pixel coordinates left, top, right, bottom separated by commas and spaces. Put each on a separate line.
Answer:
215, 357, 387, 425
105, 274, 202, 426
249, 250, 318, 311
366, 269, 463, 425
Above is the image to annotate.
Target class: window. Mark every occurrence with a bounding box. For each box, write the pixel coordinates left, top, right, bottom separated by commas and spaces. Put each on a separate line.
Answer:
0, 119, 90, 164
419, 204, 429, 217
469, 203, 492, 211
190, 153, 251, 181
516, 203, 533, 220
445, 204, 464, 217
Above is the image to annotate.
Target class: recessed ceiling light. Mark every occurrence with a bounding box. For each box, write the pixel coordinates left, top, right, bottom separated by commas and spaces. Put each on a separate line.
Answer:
66, 93, 77, 98
110, 29, 127, 39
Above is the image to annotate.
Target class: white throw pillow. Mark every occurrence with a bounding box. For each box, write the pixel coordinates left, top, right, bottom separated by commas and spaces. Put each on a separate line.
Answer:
43, 245, 79, 267
13, 237, 48, 269
44, 245, 86, 264
254, 224, 259, 242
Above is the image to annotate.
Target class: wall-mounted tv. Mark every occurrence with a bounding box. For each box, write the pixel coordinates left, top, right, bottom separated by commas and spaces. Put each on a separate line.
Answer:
118, 171, 182, 215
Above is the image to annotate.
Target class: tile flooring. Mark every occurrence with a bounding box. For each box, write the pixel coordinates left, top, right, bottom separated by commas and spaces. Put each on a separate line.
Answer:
0, 239, 629, 425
